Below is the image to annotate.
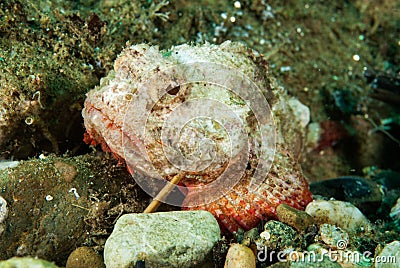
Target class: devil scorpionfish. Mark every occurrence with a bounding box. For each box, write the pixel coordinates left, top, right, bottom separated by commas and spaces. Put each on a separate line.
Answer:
82, 41, 313, 233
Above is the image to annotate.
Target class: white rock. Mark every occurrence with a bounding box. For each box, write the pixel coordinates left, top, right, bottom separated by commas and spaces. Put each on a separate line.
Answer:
305, 200, 371, 233
0, 196, 7, 235
104, 211, 220, 268
306, 122, 321, 149
287, 97, 310, 128
0, 161, 19, 170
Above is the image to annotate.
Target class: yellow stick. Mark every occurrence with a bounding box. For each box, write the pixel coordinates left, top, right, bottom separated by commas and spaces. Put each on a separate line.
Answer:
143, 173, 184, 213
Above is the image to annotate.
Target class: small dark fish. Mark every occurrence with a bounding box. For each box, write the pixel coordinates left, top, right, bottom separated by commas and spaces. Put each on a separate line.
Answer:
310, 176, 382, 216
135, 260, 145, 268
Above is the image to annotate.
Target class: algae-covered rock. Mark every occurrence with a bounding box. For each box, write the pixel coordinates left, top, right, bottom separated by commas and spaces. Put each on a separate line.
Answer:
104, 211, 221, 268
0, 257, 59, 268
255, 220, 298, 252
0, 154, 149, 266
276, 203, 315, 233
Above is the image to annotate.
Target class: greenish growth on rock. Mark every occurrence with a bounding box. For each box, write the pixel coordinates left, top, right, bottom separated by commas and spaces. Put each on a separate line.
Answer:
288, 256, 342, 268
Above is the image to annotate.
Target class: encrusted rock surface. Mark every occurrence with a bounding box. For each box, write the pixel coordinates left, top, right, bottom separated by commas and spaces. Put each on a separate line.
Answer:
0, 154, 149, 266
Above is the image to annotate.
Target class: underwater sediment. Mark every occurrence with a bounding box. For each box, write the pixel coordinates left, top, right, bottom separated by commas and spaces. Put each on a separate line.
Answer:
0, 0, 399, 267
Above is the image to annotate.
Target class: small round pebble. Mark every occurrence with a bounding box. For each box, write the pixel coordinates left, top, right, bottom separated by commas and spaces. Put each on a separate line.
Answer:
256, 220, 298, 251
319, 224, 349, 250
66, 246, 105, 268
224, 243, 256, 268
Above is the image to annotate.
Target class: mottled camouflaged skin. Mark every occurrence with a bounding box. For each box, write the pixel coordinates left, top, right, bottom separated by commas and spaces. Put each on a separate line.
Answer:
183, 144, 312, 233
82, 41, 312, 233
